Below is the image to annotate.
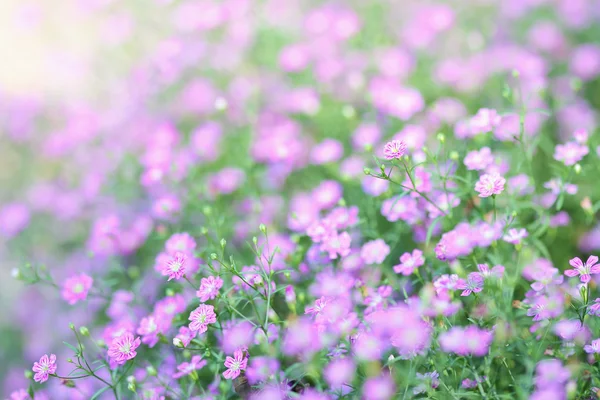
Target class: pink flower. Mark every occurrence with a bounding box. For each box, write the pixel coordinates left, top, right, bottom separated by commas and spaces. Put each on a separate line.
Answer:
173, 355, 207, 379
196, 276, 224, 302
222, 350, 248, 380
305, 296, 329, 317
61, 273, 93, 305
439, 326, 492, 356
360, 239, 390, 264
9, 389, 29, 400
464, 147, 493, 171
320, 231, 352, 259
477, 264, 504, 279
393, 249, 425, 275
174, 326, 197, 348
502, 228, 528, 245
584, 339, 600, 354
162, 251, 187, 281
564, 255, 600, 283
137, 315, 165, 348
107, 333, 141, 366
188, 304, 217, 333
469, 108, 501, 134
32, 354, 57, 383
383, 140, 408, 160
474, 173, 505, 197
456, 272, 484, 296
554, 142, 589, 166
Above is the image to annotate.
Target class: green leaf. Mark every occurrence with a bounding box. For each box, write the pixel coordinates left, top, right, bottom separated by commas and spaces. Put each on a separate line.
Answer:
63, 341, 79, 354
426, 217, 442, 247
555, 193, 565, 211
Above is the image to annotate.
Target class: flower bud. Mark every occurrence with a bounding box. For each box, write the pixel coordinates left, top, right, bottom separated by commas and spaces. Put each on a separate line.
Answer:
24, 370, 33, 379
61, 379, 76, 388
259, 224, 267, 233
79, 327, 89, 337
210, 253, 218, 260
128, 382, 136, 393
363, 167, 371, 175
146, 366, 157, 376
437, 133, 445, 143
202, 206, 212, 216
173, 338, 184, 348
11, 268, 20, 279
449, 151, 459, 160
69, 323, 75, 331
574, 163, 582, 174
220, 238, 227, 248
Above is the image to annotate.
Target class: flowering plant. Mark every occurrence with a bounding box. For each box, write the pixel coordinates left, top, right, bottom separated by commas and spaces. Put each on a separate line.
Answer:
2, 0, 600, 399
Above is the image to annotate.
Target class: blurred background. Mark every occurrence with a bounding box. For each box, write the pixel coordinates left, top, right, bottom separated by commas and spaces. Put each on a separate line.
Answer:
1, 0, 600, 397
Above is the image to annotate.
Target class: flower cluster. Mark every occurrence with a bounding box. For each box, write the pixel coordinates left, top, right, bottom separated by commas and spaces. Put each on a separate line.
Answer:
2, 0, 600, 399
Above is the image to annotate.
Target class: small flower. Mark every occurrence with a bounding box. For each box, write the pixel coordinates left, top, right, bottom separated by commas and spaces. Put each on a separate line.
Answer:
477, 264, 504, 279
196, 276, 224, 302
469, 108, 501, 134
61, 273, 93, 305
305, 296, 329, 317
554, 142, 589, 166
9, 389, 30, 400
456, 272, 484, 296
107, 333, 141, 366
464, 147, 493, 171
360, 239, 390, 265
383, 140, 408, 160
588, 298, 600, 316
585, 339, 600, 354
223, 350, 248, 380
564, 255, 600, 283
474, 173, 505, 197
162, 251, 188, 281
503, 228, 528, 245
320, 231, 352, 259
173, 355, 207, 379
32, 354, 57, 383
393, 249, 425, 276
188, 304, 217, 334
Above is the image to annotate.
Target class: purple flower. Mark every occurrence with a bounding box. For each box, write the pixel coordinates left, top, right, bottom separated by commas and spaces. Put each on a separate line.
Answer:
464, 147, 493, 171
456, 272, 484, 296
107, 333, 141, 366
383, 140, 408, 160
161, 251, 188, 281
188, 304, 217, 333
503, 228, 528, 245
469, 108, 501, 134
360, 239, 390, 265
32, 354, 57, 383
477, 264, 504, 279
534, 359, 570, 388
393, 249, 425, 276
173, 355, 207, 379
222, 350, 248, 380
320, 231, 352, 259
474, 173, 505, 197
564, 255, 600, 283
554, 142, 589, 166
584, 339, 600, 354
196, 276, 224, 302
438, 325, 492, 356
61, 273, 93, 305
